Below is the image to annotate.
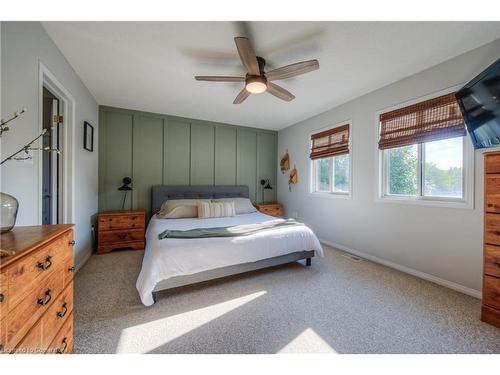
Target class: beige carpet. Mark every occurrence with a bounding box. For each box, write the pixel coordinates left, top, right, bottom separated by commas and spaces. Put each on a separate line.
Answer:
74, 245, 500, 353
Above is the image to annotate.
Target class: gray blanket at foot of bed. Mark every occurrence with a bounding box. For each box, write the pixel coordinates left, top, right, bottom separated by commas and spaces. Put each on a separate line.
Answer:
158, 218, 303, 239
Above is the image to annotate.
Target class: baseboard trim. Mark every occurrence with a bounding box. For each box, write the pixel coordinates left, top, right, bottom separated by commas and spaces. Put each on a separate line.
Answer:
75, 247, 93, 273
320, 239, 482, 299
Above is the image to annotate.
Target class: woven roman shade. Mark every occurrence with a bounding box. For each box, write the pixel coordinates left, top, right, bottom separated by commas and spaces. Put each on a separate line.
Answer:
310, 124, 350, 160
378, 93, 466, 150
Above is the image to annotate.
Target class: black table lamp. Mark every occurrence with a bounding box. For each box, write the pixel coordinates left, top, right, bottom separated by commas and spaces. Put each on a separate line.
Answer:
118, 177, 132, 210
260, 178, 273, 203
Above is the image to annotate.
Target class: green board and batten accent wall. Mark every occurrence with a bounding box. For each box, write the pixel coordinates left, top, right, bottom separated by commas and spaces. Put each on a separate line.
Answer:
98, 106, 278, 217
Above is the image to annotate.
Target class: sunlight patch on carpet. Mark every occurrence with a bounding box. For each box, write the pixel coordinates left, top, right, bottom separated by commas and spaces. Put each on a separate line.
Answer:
115, 291, 267, 353
278, 328, 337, 353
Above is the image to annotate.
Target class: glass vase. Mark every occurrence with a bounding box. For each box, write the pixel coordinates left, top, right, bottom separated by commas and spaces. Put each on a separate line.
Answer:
0, 192, 19, 233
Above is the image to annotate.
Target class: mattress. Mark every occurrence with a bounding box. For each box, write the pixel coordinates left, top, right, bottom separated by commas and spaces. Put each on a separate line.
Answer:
136, 212, 323, 306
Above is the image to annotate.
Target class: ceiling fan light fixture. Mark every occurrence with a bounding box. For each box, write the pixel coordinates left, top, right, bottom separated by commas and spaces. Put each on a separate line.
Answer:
245, 76, 267, 94
194, 36, 319, 104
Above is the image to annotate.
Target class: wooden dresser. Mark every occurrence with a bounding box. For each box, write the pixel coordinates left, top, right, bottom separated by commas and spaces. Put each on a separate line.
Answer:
97, 210, 145, 254
482, 151, 500, 328
0, 225, 75, 354
255, 203, 283, 218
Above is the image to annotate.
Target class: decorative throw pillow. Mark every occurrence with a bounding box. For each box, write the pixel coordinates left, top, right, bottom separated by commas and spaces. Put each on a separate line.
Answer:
156, 199, 210, 219
198, 201, 236, 219
212, 197, 257, 215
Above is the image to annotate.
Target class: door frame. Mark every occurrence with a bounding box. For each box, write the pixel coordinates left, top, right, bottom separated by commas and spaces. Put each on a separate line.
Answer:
38, 61, 75, 225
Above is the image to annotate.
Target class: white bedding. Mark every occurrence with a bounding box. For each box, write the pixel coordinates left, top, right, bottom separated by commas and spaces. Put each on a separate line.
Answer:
136, 212, 323, 306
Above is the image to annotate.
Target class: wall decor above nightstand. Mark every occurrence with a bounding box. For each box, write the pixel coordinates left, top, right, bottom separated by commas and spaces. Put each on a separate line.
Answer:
97, 210, 145, 254
255, 203, 283, 218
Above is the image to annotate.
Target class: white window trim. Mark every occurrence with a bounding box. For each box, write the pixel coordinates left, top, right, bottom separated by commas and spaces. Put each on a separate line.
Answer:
308, 120, 353, 199
374, 85, 475, 210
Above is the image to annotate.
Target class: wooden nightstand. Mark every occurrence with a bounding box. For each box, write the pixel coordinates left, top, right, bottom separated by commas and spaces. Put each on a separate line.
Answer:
97, 210, 146, 254
255, 203, 283, 218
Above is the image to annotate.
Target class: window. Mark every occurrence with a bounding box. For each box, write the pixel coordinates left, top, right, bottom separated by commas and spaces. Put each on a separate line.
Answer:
379, 92, 472, 206
383, 137, 464, 199
310, 123, 351, 196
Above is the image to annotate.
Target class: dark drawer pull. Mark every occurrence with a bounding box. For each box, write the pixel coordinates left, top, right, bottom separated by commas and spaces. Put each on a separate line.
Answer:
37, 289, 52, 306
36, 256, 53, 271
69, 240, 75, 246
56, 337, 68, 354
0, 293, 4, 303
56, 302, 68, 318
117, 233, 127, 240
68, 266, 75, 273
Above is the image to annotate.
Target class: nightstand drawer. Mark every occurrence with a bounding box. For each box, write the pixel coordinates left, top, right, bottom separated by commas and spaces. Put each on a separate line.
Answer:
99, 213, 145, 230
99, 229, 144, 244
260, 207, 281, 216
255, 204, 283, 218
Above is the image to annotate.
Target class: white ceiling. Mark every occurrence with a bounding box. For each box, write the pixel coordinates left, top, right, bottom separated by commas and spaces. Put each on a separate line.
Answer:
42, 22, 500, 130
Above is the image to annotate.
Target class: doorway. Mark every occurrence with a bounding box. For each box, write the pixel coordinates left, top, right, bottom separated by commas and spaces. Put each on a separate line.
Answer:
42, 87, 62, 224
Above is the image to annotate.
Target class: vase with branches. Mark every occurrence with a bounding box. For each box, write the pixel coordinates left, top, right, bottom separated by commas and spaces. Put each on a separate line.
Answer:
0, 106, 61, 237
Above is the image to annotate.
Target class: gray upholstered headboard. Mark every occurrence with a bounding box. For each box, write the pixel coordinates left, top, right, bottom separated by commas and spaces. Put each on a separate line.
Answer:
151, 185, 249, 214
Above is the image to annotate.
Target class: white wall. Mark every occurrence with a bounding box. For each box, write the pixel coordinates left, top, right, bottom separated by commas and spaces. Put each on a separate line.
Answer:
278, 38, 500, 295
1, 22, 98, 269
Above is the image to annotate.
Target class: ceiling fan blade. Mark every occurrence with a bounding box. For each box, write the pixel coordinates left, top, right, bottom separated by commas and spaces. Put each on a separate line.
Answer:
266, 59, 319, 81
234, 37, 260, 76
195, 76, 245, 82
267, 83, 295, 102
233, 88, 251, 104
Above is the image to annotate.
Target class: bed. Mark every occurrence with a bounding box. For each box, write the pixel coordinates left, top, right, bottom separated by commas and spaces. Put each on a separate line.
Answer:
136, 185, 323, 306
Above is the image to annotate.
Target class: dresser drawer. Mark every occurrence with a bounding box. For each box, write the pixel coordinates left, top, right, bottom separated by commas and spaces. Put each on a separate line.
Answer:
46, 311, 73, 354
485, 154, 500, 174
6, 230, 73, 311
4, 269, 64, 352
62, 250, 75, 288
14, 283, 73, 354
13, 318, 43, 354
0, 273, 8, 323
99, 228, 144, 243
483, 275, 500, 310
481, 305, 500, 328
99, 213, 145, 231
0, 317, 6, 354
41, 281, 73, 348
484, 214, 500, 246
484, 245, 500, 278
485, 175, 500, 213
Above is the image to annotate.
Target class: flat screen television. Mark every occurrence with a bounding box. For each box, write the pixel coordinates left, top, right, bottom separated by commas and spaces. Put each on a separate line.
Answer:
455, 58, 500, 149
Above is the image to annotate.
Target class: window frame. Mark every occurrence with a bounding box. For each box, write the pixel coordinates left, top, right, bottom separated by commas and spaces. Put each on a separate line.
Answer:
309, 120, 353, 199
375, 86, 474, 209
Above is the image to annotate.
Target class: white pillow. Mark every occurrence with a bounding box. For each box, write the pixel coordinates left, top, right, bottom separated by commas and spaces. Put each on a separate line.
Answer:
198, 201, 236, 219
157, 199, 210, 219
212, 197, 257, 215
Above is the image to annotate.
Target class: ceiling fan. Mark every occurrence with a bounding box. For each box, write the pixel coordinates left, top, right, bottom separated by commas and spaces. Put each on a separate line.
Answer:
194, 37, 319, 104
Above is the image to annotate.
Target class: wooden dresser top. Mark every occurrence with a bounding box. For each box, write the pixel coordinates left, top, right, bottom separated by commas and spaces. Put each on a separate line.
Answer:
0, 224, 74, 269
98, 209, 145, 216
